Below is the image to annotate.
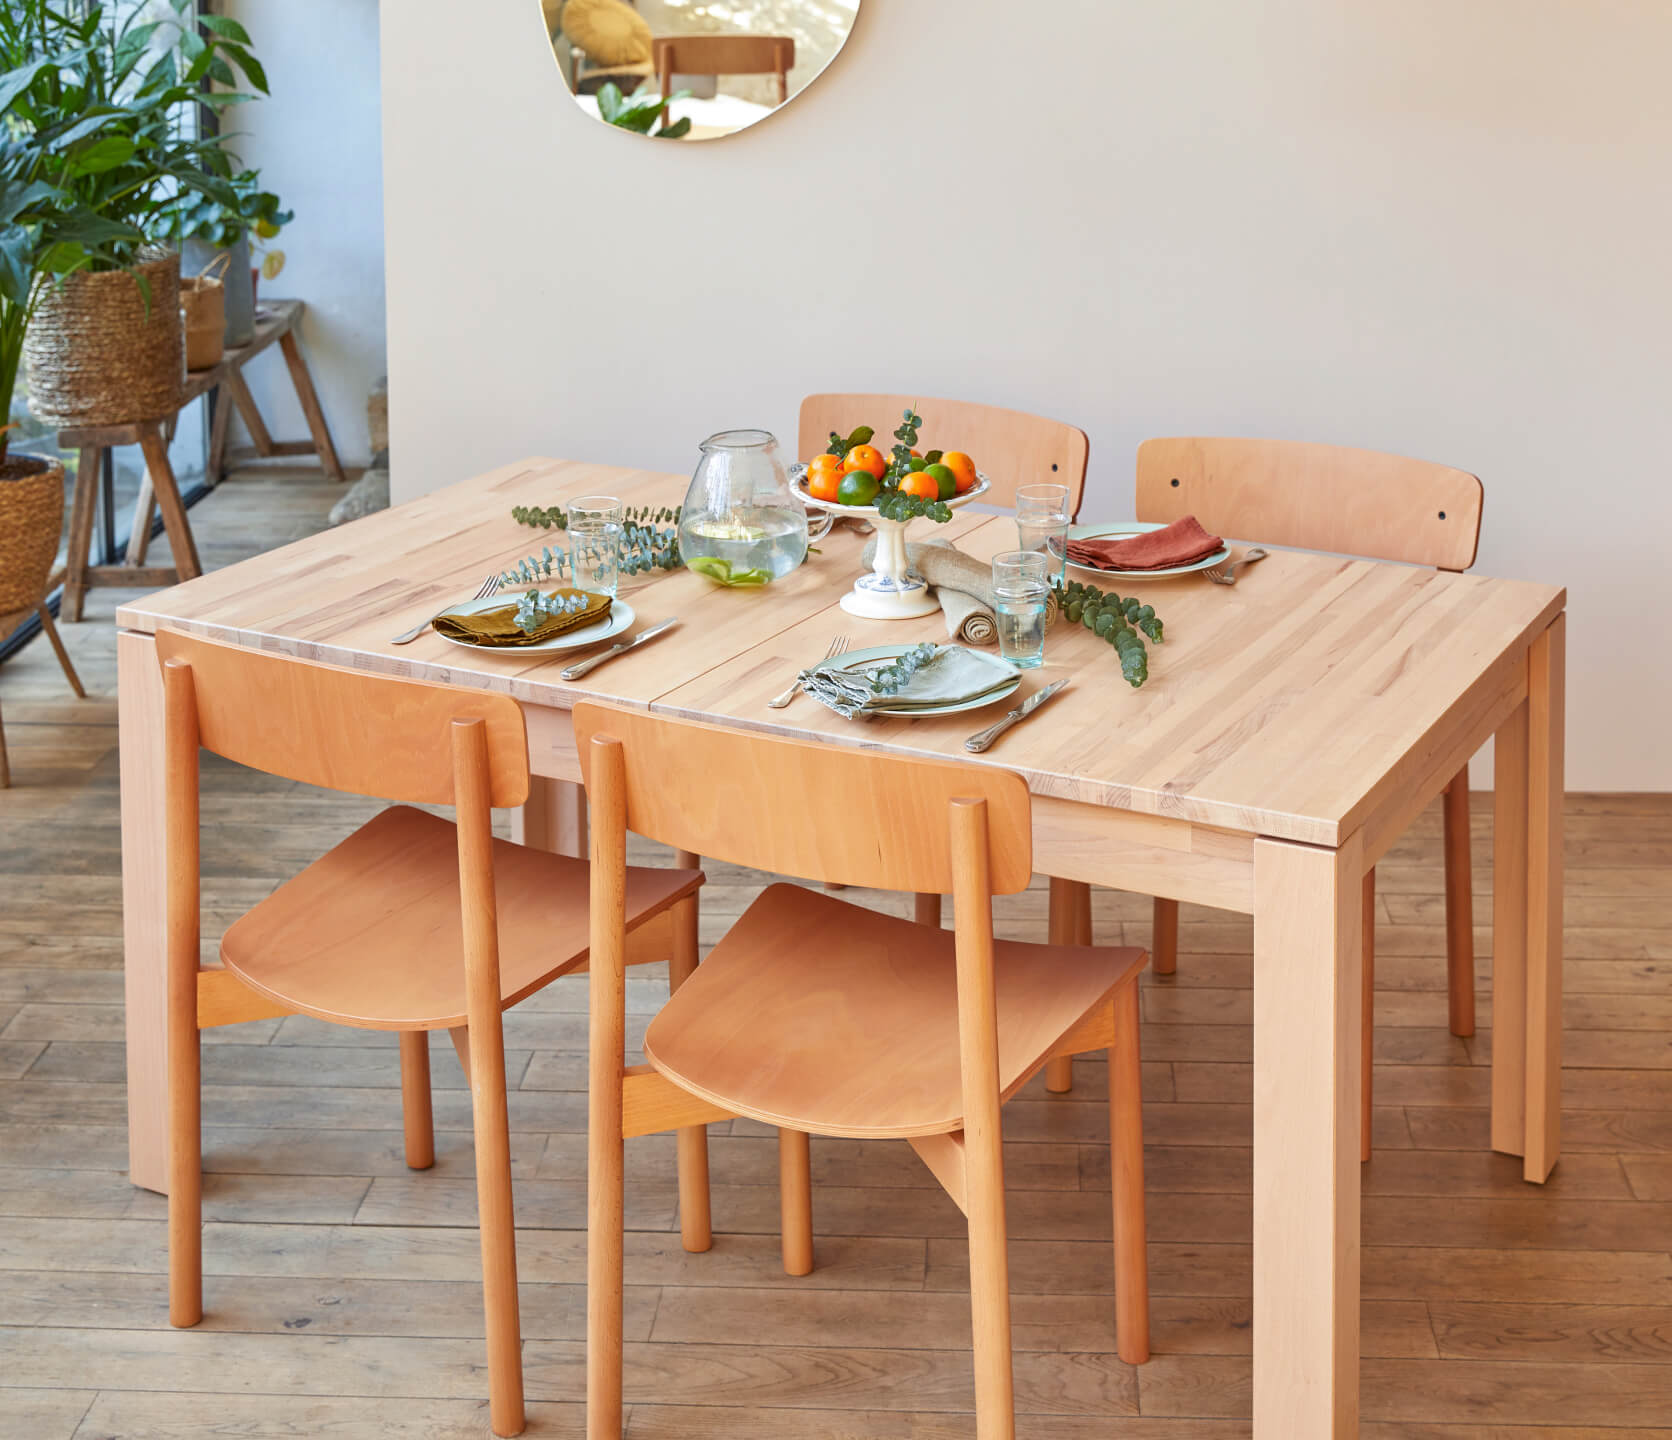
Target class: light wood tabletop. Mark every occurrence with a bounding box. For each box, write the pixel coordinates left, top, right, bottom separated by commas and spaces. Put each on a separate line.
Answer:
114, 455, 1568, 1440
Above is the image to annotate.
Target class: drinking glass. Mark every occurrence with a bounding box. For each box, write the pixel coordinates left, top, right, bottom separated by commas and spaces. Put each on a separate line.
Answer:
991, 550, 1050, 669
1016, 482, 1072, 581
568, 498, 624, 597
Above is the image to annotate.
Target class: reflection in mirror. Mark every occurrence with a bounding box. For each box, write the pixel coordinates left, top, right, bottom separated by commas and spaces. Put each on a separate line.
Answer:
541, 0, 860, 141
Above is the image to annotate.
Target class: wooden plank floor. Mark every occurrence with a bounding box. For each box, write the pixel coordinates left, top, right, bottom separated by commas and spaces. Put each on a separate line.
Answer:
2, 469, 1671, 1439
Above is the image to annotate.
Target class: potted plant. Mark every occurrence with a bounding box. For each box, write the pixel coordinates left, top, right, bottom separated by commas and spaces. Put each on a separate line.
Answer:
0, 0, 268, 426
175, 169, 292, 348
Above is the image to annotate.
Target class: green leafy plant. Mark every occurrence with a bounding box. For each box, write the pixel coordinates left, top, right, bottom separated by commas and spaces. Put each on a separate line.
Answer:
0, 1, 272, 459
865, 642, 941, 696
172, 168, 292, 279
1055, 579, 1163, 688
596, 82, 692, 139
509, 502, 682, 575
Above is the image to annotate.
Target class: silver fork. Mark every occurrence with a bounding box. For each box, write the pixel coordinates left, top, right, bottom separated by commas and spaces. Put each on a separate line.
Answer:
390, 572, 502, 644
1203, 547, 1269, 586
767, 634, 848, 708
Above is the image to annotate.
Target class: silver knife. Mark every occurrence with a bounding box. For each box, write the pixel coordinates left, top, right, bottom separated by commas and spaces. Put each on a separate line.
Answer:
559, 619, 679, 682
964, 679, 1070, 753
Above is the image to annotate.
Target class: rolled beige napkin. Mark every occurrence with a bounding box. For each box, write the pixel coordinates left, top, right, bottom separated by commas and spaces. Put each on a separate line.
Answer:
860, 535, 1056, 645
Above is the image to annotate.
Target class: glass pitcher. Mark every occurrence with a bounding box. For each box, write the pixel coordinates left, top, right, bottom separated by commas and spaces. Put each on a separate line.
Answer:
678, 429, 808, 586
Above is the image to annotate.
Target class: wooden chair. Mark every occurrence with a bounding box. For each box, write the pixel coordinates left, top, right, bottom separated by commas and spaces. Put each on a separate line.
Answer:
156, 631, 709, 1439
1045, 437, 1485, 1162
799, 393, 1090, 516
575, 701, 1151, 1440
654, 33, 794, 107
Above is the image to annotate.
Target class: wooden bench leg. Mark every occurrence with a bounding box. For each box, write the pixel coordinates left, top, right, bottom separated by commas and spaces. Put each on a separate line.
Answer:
207, 388, 233, 489
63, 447, 102, 623
222, 366, 274, 458
36, 607, 86, 698
127, 470, 157, 566
137, 424, 202, 580
279, 329, 346, 483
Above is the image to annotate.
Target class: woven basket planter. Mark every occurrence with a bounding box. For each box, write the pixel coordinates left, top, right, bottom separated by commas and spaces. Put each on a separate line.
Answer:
0, 454, 66, 634
25, 248, 184, 429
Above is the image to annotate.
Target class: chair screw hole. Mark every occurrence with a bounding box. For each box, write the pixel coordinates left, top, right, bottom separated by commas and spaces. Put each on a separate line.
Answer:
1171, 478, 1180, 488
1051, 463, 1058, 472
1438, 510, 1446, 519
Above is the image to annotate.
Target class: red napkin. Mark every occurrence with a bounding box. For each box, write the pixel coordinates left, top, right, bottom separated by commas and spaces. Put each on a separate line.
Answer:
1065, 515, 1223, 572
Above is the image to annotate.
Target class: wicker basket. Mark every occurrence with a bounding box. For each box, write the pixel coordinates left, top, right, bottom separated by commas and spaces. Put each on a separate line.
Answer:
0, 454, 66, 634
25, 248, 185, 428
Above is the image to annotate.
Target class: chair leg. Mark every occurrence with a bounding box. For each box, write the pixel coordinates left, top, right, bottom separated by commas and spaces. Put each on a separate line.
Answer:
779, 1128, 814, 1277
1044, 878, 1091, 1093
965, 1090, 1016, 1438
1109, 984, 1150, 1364
914, 892, 942, 927
1151, 896, 1179, 976
667, 889, 712, 1253
398, 1031, 435, 1171
463, 1015, 525, 1437
36, 607, 86, 699
1443, 768, 1476, 1038
167, 961, 203, 1327
1361, 868, 1376, 1164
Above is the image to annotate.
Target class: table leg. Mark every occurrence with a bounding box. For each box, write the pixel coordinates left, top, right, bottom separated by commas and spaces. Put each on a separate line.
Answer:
119, 631, 170, 1193
511, 774, 587, 857
1253, 832, 1362, 1439
1525, 615, 1565, 1181
279, 330, 347, 484
1491, 696, 1529, 1160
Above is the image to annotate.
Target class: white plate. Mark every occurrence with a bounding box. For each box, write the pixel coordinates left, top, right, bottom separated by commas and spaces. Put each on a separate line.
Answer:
1063, 521, 1231, 580
433, 591, 635, 653
829, 643, 1021, 717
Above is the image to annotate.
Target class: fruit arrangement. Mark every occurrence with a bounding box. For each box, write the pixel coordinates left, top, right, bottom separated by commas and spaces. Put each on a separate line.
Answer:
801, 408, 980, 523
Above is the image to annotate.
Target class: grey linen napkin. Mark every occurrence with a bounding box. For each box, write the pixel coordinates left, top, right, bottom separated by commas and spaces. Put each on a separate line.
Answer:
798, 645, 1018, 719
860, 536, 1056, 645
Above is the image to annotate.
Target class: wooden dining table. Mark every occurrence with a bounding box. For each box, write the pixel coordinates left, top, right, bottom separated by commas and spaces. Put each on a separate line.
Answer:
113, 455, 1567, 1439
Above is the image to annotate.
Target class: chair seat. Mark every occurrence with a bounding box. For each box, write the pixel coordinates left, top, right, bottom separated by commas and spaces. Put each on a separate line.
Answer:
644, 884, 1145, 1139
222, 805, 699, 1030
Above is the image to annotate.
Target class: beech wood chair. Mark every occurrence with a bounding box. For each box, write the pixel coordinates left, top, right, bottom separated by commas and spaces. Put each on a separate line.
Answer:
1044, 437, 1485, 1162
654, 33, 794, 106
799, 393, 1090, 516
575, 701, 1151, 1440
156, 631, 709, 1439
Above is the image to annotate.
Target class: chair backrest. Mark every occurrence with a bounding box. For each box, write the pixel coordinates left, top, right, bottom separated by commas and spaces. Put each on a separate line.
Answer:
571, 702, 1032, 895
154, 629, 530, 808
799, 393, 1090, 517
1135, 436, 1483, 571
655, 34, 794, 104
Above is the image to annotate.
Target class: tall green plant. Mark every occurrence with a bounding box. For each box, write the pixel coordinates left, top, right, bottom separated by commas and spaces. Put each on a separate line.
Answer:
0, 1, 269, 460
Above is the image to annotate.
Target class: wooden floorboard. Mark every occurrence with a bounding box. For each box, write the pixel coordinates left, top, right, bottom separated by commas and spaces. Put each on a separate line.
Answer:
2, 468, 1670, 1436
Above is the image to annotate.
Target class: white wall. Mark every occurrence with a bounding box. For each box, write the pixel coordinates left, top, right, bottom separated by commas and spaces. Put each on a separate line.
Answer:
224, 0, 385, 464
381, 0, 1672, 790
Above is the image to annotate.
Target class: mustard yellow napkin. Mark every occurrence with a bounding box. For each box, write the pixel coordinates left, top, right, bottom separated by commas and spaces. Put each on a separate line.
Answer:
432, 590, 612, 647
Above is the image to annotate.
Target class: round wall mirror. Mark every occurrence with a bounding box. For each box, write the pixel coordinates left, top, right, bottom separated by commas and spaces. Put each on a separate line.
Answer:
540, 0, 860, 141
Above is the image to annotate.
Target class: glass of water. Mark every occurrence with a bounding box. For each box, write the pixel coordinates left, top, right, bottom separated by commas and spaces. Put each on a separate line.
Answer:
568, 496, 625, 597
1015, 483, 1072, 582
991, 550, 1050, 669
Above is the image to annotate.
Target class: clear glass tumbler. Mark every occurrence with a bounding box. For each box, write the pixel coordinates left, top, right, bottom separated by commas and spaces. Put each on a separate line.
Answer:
1016, 482, 1072, 582
992, 550, 1050, 669
569, 513, 624, 597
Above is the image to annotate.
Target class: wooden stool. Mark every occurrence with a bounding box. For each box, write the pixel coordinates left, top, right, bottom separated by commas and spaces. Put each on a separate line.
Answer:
58, 300, 345, 621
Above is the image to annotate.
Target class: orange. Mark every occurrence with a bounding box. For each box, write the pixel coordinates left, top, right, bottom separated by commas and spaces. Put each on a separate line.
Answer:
898, 470, 941, 501
805, 458, 843, 502
941, 451, 977, 493
842, 443, 887, 480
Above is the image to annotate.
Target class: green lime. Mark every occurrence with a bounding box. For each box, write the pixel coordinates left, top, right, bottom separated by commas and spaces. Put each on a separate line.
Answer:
925, 463, 957, 500
837, 471, 880, 506
907, 457, 927, 471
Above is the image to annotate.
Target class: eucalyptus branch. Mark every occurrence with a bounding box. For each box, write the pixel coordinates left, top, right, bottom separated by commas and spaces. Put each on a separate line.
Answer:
508, 503, 683, 575
1054, 579, 1164, 688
